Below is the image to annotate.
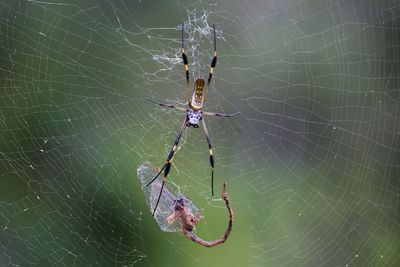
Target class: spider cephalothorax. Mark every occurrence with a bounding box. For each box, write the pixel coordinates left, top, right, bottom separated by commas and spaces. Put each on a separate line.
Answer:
188, 109, 202, 128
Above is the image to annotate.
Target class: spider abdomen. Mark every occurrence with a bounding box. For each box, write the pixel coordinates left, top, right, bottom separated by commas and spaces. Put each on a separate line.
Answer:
189, 79, 205, 110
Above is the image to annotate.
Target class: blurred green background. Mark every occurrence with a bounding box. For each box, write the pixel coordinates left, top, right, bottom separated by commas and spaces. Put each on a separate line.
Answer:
1, 0, 399, 266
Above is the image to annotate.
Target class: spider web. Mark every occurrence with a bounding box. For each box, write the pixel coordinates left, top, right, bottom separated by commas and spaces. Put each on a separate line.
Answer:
1, 0, 399, 266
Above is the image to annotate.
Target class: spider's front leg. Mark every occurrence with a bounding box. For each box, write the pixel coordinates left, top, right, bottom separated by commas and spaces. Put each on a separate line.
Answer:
181, 23, 190, 104
203, 24, 217, 104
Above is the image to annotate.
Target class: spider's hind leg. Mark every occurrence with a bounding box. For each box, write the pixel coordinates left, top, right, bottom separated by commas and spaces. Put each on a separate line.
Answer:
201, 117, 215, 196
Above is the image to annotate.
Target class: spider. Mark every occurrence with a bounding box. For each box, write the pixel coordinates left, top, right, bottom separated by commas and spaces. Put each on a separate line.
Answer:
145, 23, 240, 215
167, 181, 233, 247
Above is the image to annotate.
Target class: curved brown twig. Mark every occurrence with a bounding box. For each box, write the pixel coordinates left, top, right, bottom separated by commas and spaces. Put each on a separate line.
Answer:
168, 181, 233, 247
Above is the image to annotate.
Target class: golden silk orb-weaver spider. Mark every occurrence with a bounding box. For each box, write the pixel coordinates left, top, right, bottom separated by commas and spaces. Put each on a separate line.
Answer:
145, 23, 240, 215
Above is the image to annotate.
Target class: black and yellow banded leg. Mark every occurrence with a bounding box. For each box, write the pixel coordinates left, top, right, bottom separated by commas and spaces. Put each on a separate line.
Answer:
204, 24, 217, 104
201, 117, 215, 196
182, 23, 190, 103
146, 117, 188, 215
